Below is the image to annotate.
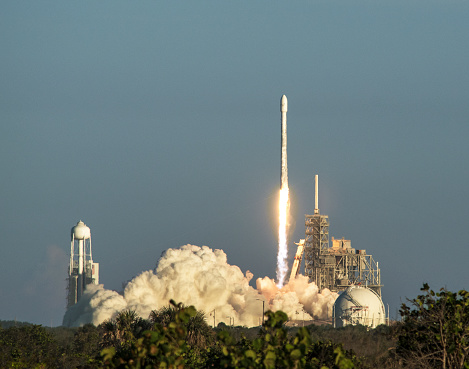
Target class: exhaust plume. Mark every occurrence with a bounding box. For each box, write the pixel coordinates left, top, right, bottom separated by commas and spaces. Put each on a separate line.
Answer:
276, 186, 290, 287
277, 94, 290, 288
63, 245, 337, 327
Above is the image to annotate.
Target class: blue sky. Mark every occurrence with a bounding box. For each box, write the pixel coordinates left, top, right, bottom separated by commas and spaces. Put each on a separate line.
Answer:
1, 0, 469, 325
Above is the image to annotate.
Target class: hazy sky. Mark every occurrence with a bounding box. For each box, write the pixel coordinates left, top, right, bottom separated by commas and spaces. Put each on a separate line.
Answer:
1, 1, 468, 326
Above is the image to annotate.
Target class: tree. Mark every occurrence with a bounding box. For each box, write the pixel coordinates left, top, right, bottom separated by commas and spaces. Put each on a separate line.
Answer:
102, 300, 197, 368
0, 324, 59, 368
101, 302, 360, 369
67, 323, 103, 368
150, 304, 214, 348
211, 310, 311, 368
396, 284, 469, 369
100, 309, 152, 352
213, 310, 357, 369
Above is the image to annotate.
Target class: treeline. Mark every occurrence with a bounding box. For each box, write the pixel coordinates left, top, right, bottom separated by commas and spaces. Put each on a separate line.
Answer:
0, 284, 468, 368
0, 320, 32, 329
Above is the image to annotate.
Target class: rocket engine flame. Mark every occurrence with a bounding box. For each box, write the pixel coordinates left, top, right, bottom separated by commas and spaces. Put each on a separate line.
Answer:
276, 186, 289, 287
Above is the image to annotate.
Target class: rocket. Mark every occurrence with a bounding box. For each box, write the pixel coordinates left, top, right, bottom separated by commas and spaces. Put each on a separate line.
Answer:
280, 95, 288, 189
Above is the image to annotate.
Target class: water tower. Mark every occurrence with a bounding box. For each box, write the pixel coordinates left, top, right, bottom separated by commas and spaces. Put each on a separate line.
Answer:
67, 220, 99, 308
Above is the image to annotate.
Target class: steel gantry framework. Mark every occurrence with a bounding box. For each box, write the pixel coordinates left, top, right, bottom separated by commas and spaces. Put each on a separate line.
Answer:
302, 213, 382, 296
304, 213, 330, 288
296, 175, 382, 296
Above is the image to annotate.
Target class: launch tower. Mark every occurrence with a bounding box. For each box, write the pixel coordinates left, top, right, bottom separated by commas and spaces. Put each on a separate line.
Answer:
67, 220, 99, 308
293, 176, 382, 295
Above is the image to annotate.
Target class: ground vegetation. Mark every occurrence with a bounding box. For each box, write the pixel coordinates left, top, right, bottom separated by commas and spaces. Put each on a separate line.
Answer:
0, 285, 467, 368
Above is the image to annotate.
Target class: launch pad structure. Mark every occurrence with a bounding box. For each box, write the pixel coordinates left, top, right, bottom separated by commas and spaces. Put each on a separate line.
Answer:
290, 175, 382, 296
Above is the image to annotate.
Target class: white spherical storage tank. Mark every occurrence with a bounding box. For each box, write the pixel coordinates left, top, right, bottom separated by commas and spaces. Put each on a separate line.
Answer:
333, 286, 386, 328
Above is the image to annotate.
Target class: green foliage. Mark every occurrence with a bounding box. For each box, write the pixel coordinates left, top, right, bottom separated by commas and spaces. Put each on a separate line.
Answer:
101, 300, 197, 368
397, 283, 469, 369
72, 323, 102, 356
101, 305, 360, 369
207, 310, 359, 369
307, 341, 360, 369
0, 324, 59, 368
0, 301, 412, 368
100, 309, 153, 354
150, 303, 214, 348
66, 323, 103, 368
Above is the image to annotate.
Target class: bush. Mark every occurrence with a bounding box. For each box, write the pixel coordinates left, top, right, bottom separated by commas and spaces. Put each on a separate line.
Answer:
396, 284, 469, 369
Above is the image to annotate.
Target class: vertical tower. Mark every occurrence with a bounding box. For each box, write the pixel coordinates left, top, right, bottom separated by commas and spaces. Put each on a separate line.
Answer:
67, 221, 99, 308
302, 176, 382, 295
304, 175, 330, 289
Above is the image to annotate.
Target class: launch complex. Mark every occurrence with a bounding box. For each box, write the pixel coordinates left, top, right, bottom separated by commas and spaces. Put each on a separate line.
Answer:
289, 175, 382, 296
64, 95, 383, 323
278, 96, 382, 296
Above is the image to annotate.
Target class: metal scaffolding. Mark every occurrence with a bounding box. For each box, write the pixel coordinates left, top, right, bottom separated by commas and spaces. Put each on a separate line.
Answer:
294, 175, 382, 296
302, 216, 382, 296
304, 213, 330, 288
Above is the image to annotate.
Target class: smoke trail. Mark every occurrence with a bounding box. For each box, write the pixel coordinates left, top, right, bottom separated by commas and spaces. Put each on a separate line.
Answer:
63, 244, 336, 328
276, 186, 289, 288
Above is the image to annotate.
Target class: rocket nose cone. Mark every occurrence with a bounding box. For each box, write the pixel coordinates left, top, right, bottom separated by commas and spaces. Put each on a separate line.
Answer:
281, 95, 288, 112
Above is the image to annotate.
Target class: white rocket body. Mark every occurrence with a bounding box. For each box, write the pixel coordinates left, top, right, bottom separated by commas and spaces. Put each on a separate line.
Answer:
281, 95, 288, 189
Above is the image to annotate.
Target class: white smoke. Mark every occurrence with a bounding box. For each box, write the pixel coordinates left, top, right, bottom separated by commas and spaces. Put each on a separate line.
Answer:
63, 245, 337, 327
62, 284, 127, 327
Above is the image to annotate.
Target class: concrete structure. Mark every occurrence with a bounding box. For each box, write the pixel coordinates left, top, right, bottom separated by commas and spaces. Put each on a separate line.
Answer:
294, 175, 382, 295
67, 220, 99, 308
333, 286, 387, 328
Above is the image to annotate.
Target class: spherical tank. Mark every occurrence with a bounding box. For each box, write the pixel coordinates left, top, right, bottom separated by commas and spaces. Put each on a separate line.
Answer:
333, 286, 386, 328
71, 220, 91, 240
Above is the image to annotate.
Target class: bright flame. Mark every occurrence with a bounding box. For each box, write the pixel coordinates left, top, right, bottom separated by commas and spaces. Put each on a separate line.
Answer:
276, 185, 290, 287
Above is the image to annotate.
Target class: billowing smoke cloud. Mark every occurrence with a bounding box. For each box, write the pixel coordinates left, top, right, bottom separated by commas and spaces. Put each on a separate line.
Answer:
63, 245, 337, 327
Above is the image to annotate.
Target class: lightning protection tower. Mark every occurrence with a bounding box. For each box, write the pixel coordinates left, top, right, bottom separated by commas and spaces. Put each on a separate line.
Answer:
67, 220, 99, 308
